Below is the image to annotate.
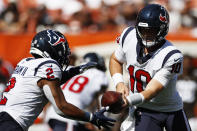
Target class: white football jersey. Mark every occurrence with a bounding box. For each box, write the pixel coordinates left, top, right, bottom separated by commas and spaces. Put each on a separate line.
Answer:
45, 68, 108, 128
115, 27, 183, 112
1, 57, 62, 131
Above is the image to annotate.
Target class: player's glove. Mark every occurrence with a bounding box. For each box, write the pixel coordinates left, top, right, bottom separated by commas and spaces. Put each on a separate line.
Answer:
90, 107, 116, 129
61, 62, 98, 84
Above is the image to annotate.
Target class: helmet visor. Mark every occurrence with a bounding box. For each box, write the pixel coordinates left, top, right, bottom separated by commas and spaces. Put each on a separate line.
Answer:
137, 27, 159, 42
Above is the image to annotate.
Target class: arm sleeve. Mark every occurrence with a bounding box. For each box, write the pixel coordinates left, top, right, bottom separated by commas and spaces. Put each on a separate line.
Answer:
153, 53, 183, 87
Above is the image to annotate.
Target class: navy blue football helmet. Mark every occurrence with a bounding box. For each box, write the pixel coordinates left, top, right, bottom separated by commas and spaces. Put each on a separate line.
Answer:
83, 53, 106, 72
136, 4, 169, 48
30, 29, 71, 68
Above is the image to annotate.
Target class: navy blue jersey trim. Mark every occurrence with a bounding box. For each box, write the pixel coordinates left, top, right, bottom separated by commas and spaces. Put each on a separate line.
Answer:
26, 58, 34, 61
122, 27, 134, 47
162, 50, 181, 68
34, 60, 61, 76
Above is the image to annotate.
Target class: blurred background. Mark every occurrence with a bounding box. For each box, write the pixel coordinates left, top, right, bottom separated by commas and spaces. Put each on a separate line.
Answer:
0, 0, 197, 131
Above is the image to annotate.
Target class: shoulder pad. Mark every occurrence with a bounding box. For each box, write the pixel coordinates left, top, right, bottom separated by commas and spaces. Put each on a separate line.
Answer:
34, 59, 62, 80
121, 27, 134, 47
162, 49, 182, 68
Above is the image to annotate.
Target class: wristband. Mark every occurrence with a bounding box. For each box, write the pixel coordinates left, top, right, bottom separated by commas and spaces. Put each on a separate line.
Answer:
126, 93, 144, 106
89, 113, 93, 121
84, 112, 93, 122
112, 73, 124, 87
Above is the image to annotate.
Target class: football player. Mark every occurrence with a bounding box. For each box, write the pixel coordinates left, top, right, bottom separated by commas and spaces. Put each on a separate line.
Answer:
109, 4, 191, 131
45, 52, 108, 131
0, 29, 115, 131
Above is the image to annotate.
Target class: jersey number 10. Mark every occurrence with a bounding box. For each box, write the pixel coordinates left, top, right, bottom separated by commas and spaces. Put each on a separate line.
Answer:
128, 65, 152, 93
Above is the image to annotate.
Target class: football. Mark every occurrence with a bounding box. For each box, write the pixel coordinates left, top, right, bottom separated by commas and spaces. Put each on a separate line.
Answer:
101, 91, 125, 114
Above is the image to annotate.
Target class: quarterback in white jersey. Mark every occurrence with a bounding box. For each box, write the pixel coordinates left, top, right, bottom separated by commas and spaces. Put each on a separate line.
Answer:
45, 52, 108, 131
0, 30, 115, 131
110, 4, 191, 131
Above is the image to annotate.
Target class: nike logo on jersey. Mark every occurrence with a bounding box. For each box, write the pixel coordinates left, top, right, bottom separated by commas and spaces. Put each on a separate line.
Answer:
174, 58, 181, 62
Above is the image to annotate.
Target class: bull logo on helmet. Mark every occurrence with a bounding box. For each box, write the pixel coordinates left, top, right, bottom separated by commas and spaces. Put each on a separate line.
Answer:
159, 14, 167, 22
47, 30, 66, 46
159, 6, 168, 23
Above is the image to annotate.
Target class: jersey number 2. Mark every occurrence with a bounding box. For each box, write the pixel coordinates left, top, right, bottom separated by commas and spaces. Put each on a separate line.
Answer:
0, 77, 16, 105
128, 65, 152, 93
46, 68, 54, 79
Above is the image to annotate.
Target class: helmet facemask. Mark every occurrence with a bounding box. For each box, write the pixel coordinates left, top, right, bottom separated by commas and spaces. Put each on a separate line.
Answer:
55, 42, 71, 70
136, 25, 161, 48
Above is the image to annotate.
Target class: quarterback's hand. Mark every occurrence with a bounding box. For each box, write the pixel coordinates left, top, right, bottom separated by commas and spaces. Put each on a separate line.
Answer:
90, 107, 116, 129
116, 83, 129, 96
121, 93, 129, 109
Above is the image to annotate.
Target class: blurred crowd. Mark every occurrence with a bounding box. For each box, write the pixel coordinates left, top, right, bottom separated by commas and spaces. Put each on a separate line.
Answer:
0, 0, 197, 35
